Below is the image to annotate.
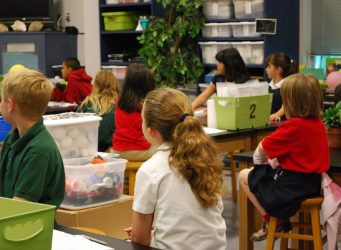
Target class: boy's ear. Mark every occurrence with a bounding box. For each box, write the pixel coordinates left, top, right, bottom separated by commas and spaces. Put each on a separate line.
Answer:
7, 98, 15, 113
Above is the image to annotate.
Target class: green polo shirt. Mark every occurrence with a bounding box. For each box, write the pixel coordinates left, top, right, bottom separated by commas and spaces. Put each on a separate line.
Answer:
0, 119, 65, 207
77, 101, 115, 152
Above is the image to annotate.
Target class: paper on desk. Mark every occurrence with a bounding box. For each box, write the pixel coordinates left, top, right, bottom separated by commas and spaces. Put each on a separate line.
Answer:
52, 230, 113, 250
203, 127, 225, 135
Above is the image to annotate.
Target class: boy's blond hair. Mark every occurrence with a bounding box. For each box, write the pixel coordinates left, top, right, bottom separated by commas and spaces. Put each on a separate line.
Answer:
281, 73, 323, 118
1, 69, 53, 120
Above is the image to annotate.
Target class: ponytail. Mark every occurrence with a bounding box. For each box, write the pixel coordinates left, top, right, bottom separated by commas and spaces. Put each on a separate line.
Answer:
169, 115, 223, 208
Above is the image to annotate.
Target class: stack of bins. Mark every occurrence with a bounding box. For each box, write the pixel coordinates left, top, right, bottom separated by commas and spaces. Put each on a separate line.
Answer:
43, 112, 127, 210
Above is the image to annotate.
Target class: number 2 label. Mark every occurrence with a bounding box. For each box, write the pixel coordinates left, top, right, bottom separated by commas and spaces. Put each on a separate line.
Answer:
249, 104, 256, 119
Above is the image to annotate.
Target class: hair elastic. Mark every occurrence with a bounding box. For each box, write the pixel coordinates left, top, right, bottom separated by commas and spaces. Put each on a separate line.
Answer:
179, 113, 190, 122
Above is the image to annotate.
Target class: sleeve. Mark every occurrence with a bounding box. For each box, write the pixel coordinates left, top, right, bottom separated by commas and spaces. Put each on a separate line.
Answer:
51, 87, 63, 101
261, 121, 297, 160
13, 153, 50, 202
63, 80, 78, 104
133, 168, 158, 214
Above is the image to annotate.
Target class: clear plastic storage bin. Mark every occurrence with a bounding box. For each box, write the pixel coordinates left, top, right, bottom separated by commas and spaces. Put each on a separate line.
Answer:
44, 113, 102, 159
203, 0, 234, 20
102, 65, 127, 80
230, 22, 260, 37
233, 0, 253, 18
61, 156, 127, 210
199, 42, 231, 64
252, 0, 264, 17
202, 23, 233, 38
231, 41, 264, 65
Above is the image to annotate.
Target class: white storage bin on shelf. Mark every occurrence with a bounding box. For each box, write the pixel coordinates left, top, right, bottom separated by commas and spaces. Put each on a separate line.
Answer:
202, 23, 233, 38
203, 0, 234, 20
233, 0, 253, 18
231, 41, 264, 65
102, 65, 127, 80
199, 42, 231, 64
44, 113, 102, 159
230, 22, 260, 37
252, 0, 264, 17
61, 156, 127, 210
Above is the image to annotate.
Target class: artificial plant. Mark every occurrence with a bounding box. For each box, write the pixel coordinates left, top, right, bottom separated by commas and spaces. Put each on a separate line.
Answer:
322, 101, 341, 128
138, 0, 204, 88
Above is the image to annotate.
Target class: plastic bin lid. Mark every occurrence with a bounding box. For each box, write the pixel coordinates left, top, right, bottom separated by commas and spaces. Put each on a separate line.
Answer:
43, 112, 102, 126
204, 23, 233, 26
102, 12, 138, 16
230, 22, 256, 25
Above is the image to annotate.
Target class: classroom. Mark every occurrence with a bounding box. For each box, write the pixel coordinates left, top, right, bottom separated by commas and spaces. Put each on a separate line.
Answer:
0, 0, 340, 250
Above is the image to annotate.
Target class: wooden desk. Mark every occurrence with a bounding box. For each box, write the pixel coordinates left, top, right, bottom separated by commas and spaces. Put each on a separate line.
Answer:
55, 224, 161, 250
235, 149, 341, 250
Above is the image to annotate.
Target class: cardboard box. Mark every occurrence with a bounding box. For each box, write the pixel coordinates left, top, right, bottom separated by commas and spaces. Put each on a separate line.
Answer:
214, 94, 272, 130
55, 195, 133, 240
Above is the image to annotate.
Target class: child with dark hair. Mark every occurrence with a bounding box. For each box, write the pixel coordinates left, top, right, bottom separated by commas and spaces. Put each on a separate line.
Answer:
265, 52, 298, 121
51, 57, 92, 104
112, 63, 155, 161
192, 48, 250, 109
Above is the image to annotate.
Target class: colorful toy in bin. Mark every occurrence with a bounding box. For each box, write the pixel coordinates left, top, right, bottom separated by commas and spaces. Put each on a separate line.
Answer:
61, 156, 127, 210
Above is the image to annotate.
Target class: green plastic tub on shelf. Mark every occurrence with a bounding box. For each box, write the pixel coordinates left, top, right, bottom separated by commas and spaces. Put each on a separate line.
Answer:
102, 12, 138, 31
0, 198, 56, 250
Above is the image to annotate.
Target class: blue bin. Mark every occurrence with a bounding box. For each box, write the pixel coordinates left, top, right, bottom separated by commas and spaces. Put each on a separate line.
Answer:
0, 117, 12, 142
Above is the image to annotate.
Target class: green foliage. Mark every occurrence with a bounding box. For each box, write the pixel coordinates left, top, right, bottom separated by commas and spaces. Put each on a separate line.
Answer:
323, 101, 341, 128
138, 0, 204, 88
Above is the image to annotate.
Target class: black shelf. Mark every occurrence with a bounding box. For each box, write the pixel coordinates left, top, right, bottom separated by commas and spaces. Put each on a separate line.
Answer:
199, 37, 264, 42
100, 2, 152, 8
101, 31, 143, 35
205, 18, 255, 23
102, 61, 132, 66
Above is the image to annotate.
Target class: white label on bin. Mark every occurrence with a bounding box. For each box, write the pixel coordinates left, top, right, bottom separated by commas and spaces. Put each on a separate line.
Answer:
212, 3, 218, 15
243, 25, 250, 36
245, 1, 252, 14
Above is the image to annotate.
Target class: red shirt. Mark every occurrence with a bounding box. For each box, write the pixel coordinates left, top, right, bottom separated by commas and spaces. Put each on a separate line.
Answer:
262, 117, 329, 173
112, 105, 150, 151
51, 68, 92, 104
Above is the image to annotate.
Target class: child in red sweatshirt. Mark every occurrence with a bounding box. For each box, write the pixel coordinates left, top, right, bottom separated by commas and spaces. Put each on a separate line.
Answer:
51, 57, 92, 104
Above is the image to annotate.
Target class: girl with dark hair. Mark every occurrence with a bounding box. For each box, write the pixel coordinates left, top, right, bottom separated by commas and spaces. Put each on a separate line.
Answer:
192, 48, 250, 109
125, 88, 226, 249
265, 52, 298, 121
112, 63, 155, 161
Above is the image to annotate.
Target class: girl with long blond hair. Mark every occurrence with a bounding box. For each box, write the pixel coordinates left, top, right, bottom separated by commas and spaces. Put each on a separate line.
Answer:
125, 88, 226, 250
78, 69, 119, 151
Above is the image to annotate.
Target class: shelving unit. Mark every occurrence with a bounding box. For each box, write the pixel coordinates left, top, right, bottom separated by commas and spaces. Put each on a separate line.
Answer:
98, 0, 163, 67
199, 0, 299, 80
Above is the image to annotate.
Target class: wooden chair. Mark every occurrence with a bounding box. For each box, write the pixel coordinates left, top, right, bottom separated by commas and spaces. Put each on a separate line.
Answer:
125, 161, 144, 195
266, 196, 325, 250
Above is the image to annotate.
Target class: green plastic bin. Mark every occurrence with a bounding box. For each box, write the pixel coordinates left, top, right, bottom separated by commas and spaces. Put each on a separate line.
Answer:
0, 198, 56, 250
102, 12, 138, 31
214, 94, 272, 130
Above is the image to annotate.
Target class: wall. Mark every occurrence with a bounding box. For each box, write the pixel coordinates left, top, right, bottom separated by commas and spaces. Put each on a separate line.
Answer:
53, 0, 100, 78
299, 0, 312, 66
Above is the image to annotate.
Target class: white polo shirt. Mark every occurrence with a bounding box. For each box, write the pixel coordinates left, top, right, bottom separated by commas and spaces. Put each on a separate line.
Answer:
133, 143, 227, 250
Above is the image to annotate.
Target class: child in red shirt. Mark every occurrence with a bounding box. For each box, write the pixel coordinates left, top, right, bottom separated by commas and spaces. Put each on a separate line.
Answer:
112, 63, 155, 161
239, 73, 330, 241
51, 57, 92, 104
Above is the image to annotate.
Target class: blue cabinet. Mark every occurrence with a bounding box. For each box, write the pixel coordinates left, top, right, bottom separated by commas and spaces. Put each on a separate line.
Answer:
0, 32, 77, 77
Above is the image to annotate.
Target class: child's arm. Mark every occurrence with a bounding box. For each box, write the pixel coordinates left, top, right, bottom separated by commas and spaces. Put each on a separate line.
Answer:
270, 106, 284, 122
253, 142, 268, 165
192, 83, 216, 110
128, 211, 153, 246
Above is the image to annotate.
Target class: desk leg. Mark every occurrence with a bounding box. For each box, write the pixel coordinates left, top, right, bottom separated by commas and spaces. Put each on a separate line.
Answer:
239, 177, 254, 250
230, 158, 238, 202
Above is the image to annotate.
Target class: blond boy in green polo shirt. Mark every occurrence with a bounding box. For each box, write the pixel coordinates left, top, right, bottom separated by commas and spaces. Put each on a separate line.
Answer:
0, 69, 65, 207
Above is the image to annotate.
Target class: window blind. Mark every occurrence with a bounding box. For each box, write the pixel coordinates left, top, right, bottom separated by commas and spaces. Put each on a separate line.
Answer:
311, 0, 341, 55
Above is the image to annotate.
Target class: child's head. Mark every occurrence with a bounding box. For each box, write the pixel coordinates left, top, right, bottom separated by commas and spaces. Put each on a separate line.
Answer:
215, 48, 250, 83
62, 57, 81, 79
119, 63, 155, 113
281, 73, 322, 119
265, 52, 298, 80
1, 69, 53, 121
80, 69, 119, 116
143, 88, 223, 208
